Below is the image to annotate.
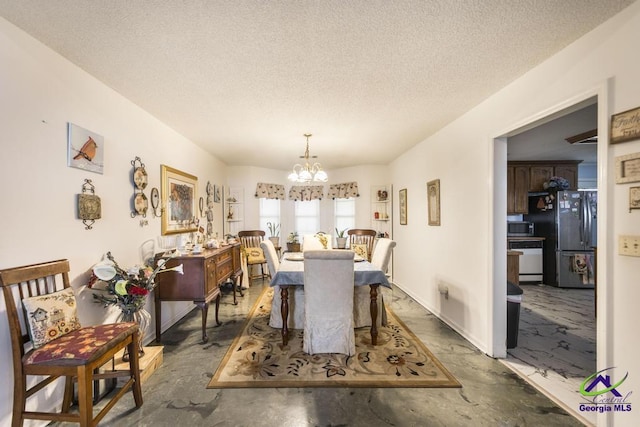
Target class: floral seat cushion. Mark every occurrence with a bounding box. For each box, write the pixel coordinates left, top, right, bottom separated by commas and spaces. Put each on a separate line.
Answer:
24, 322, 137, 366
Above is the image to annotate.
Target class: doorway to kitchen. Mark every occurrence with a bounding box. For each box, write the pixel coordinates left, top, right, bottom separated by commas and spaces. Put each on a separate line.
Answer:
492, 90, 606, 426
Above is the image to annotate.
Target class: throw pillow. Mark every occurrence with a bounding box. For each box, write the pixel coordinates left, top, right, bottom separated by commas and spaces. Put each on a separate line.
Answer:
352, 244, 369, 260
22, 287, 82, 348
246, 247, 266, 264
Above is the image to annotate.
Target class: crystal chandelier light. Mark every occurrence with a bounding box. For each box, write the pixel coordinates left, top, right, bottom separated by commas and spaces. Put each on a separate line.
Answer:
287, 133, 328, 183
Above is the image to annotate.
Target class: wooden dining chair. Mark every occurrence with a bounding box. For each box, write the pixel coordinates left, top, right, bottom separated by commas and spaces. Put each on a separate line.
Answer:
303, 250, 355, 355
261, 240, 305, 329
0, 259, 143, 427
238, 230, 269, 282
348, 229, 377, 261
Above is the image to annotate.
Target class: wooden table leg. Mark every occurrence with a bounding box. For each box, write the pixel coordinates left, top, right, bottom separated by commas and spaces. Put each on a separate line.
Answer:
369, 284, 379, 345
281, 286, 289, 346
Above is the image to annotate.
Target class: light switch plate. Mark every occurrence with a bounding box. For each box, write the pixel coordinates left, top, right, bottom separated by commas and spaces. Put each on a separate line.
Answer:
619, 235, 640, 257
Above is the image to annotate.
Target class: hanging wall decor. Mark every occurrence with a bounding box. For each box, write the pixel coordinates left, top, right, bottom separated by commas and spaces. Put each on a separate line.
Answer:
77, 179, 101, 230
205, 181, 214, 237
161, 165, 198, 235
67, 123, 104, 174
150, 187, 160, 217
427, 179, 441, 226
130, 156, 149, 221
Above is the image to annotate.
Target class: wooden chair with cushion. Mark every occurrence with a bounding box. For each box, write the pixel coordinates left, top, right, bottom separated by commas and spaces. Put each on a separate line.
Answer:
0, 259, 143, 427
238, 230, 269, 283
348, 229, 377, 261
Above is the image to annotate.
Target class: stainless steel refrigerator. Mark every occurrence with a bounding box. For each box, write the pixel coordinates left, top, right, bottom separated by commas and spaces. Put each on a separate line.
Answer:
525, 190, 597, 288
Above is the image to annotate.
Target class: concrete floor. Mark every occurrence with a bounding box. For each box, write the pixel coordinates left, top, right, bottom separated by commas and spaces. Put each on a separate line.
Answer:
70, 281, 584, 426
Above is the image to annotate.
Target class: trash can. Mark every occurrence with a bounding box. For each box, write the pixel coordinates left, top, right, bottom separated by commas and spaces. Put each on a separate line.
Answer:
506, 281, 524, 349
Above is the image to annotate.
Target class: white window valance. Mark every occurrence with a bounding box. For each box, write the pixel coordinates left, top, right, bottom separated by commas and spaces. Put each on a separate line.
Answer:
288, 185, 324, 201
328, 182, 360, 199
255, 182, 286, 200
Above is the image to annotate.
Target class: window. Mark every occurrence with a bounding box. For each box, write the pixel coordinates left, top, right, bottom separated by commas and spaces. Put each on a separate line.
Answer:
334, 198, 355, 234
294, 200, 319, 238
259, 198, 280, 235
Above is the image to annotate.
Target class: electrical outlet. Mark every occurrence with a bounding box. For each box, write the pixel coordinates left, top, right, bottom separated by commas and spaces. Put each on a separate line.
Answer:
619, 235, 640, 257
438, 283, 449, 299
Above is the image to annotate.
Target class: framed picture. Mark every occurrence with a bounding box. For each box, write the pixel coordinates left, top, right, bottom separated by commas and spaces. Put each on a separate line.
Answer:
427, 179, 441, 226
630, 187, 640, 211
161, 165, 198, 235
67, 123, 104, 174
399, 188, 407, 225
611, 106, 640, 144
213, 184, 221, 203
615, 152, 640, 184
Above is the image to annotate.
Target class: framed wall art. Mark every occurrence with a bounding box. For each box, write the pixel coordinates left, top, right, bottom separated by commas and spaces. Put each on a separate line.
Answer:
611, 106, 640, 144
427, 179, 441, 226
67, 122, 104, 174
399, 188, 407, 225
615, 152, 640, 184
161, 165, 198, 235
630, 186, 640, 211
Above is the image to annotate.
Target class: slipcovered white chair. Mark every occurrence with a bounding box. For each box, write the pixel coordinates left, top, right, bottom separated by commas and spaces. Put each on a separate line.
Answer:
353, 238, 396, 328
303, 250, 356, 356
261, 240, 305, 329
302, 233, 333, 251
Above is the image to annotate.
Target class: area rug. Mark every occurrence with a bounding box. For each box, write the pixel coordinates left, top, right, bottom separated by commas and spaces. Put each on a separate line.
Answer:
208, 287, 461, 388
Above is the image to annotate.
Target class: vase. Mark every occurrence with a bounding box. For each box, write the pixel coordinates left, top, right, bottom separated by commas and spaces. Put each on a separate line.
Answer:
119, 308, 151, 362
336, 237, 347, 249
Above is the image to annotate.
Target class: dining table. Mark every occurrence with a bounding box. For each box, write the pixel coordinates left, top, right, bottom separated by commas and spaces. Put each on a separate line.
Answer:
270, 252, 391, 346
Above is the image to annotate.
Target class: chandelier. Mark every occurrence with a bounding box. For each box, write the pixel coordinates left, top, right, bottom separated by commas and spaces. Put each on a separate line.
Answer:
287, 133, 328, 183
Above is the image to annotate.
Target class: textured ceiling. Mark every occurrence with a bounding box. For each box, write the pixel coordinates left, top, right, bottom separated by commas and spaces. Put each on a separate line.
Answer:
0, 1, 633, 170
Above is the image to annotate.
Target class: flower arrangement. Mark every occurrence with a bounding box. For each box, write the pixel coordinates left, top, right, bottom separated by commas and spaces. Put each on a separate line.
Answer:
287, 232, 299, 244
88, 251, 183, 316
544, 176, 570, 191
314, 232, 329, 249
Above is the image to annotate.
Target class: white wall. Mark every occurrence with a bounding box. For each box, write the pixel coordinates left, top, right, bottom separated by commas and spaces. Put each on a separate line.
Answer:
390, 2, 640, 426
0, 17, 227, 426
227, 164, 389, 243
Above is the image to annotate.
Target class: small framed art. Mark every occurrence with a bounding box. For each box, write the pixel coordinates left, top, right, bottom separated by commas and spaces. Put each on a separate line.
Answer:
161, 165, 198, 235
427, 179, 441, 226
399, 188, 407, 225
67, 123, 104, 174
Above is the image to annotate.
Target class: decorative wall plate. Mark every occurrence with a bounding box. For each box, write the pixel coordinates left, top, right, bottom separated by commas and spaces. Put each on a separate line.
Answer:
77, 179, 101, 230
133, 167, 148, 190
134, 192, 148, 216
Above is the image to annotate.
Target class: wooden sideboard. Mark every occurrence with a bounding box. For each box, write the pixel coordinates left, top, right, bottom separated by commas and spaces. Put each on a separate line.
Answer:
153, 243, 242, 343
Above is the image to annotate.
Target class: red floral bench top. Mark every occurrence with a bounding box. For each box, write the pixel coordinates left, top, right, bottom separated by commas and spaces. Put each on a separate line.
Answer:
24, 323, 138, 365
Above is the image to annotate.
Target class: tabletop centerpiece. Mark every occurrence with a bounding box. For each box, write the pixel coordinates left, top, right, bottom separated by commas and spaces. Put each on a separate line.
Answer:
88, 251, 183, 360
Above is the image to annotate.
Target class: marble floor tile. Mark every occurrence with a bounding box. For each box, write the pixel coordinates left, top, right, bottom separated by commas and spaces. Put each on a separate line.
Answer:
49, 281, 587, 426
503, 283, 596, 426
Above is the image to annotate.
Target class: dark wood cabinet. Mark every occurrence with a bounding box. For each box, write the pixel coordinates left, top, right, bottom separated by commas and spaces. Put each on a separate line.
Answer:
153, 243, 242, 343
507, 161, 580, 214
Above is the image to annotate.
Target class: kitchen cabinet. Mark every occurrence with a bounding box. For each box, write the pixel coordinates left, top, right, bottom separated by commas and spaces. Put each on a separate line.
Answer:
507, 161, 580, 214
507, 165, 530, 214
153, 243, 242, 343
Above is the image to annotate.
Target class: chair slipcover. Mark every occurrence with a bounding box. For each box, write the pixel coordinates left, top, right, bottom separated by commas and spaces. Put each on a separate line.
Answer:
353, 238, 396, 328
302, 234, 333, 251
261, 240, 305, 329
303, 250, 356, 355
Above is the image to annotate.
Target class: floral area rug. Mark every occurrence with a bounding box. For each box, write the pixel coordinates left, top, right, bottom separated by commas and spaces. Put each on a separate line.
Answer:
208, 287, 461, 388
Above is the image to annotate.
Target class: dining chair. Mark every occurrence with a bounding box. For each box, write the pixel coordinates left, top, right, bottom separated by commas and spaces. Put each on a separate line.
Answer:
303, 250, 356, 356
0, 259, 143, 427
353, 238, 396, 328
348, 229, 377, 261
238, 230, 269, 283
302, 233, 333, 251
261, 240, 305, 329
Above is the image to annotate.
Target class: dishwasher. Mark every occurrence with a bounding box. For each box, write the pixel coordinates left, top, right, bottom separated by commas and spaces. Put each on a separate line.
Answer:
508, 240, 543, 283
